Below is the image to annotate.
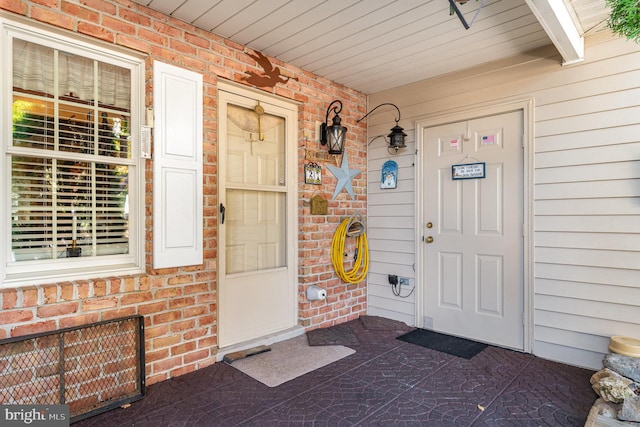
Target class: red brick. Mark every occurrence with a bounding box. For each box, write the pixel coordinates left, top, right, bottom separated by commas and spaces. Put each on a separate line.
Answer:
119, 8, 151, 27
80, 0, 116, 14
145, 324, 168, 339
167, 275, 193, 285
146, 373, 167, 386
0, 309, 33, 324
101, 307, 137, 320
154, 287, 182, 299
139, 27, 167, 46
170, 319, 195, 333
21, 287, 39, 307
168, 297, 195, 309
41, 284, 58, 304
30, 0, 56, 7
152, 310, 181, 324
197, 335, 217, 349
183, 348, 209, 364
153, 21, 181, 38
76, 282, 90, 299
185, 32, 209, 49
137, 301, 167, 315
58, 283, 74, 301
124, 277, 136, 292
152, 355, 182, 373
31, 6, 74, 30
82, 296, 117, 311
36, 302, 79, 318
121, 291, 153, 306
93, 280, 107, 297
170, 364, 196, 378
59, 313, 99, 328
183, 327, 207, 341
62, 1, 99, 22
101, 15, 135, 34
1, 289, 18, 310
11, 320, 56, 337
170, 341, 195, 356
184, 305, 207, 318
0, 0, 28, 15
153, 334, 181, 349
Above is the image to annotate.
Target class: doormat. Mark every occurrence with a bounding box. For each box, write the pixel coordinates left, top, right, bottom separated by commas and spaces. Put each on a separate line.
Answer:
397, 329, 488, 359
228, 335, 354, 387
306, 325, 359, 346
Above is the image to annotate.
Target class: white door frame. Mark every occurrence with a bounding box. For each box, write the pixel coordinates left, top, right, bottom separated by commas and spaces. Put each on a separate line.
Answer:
415, 98, 534, 353
217, 80, 299, 348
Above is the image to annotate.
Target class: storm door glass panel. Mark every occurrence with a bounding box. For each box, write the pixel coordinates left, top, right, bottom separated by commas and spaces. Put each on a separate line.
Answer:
225, 104, 286, 274
11, 39, 131, 261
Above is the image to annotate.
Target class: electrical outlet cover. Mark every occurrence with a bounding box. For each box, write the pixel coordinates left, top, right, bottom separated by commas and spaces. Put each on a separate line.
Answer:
399, 277, 410, 286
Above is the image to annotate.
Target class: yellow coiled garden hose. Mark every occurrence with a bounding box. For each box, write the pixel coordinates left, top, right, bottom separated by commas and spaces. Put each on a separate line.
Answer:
330, 215, 369, 284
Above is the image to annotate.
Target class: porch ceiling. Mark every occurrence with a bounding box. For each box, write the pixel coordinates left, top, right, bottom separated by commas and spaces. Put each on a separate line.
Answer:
132, 0, 610, 94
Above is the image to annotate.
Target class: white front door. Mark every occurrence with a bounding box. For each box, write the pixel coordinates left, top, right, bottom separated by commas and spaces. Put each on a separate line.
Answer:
421, 110, 524, 350
217, 85, 298, 348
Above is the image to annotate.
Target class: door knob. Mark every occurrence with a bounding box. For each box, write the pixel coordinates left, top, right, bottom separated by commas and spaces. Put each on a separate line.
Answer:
425, 236, 434, 243
426, 222, 433, 228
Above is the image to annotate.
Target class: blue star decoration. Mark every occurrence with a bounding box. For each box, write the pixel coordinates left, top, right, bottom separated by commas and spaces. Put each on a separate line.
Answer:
326, 154, 362, 200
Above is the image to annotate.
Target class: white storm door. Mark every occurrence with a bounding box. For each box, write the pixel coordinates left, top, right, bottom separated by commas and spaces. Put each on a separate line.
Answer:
218, 86, 298, 348
422, 110, 524, 350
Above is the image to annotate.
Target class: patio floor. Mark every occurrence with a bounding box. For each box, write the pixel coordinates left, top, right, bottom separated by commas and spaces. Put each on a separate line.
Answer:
76, 316, 597, 426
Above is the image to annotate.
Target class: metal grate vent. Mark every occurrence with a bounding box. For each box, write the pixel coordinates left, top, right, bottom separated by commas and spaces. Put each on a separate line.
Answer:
0, 315, 145, 423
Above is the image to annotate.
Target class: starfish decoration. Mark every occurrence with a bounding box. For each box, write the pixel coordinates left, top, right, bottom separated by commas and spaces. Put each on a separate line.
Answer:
326, 155, 361, 200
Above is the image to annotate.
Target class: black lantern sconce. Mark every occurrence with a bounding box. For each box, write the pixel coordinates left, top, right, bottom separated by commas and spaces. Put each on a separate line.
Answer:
357, 103, 407, 154
320, 100, 347, 155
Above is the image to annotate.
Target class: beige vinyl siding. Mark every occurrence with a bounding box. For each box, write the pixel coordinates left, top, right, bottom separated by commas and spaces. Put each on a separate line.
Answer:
366, 32, 640, 369
366, 133, 416, 326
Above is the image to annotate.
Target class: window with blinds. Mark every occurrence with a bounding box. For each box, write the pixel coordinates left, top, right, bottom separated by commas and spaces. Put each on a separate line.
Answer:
3, 20, 144, 285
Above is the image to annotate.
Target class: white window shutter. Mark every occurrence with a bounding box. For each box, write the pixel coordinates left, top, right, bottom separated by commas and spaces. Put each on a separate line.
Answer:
152, 62, 203, 268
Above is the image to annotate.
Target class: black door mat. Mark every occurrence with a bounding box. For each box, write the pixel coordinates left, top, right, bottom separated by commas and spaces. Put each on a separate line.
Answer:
307, 325, 359, 346
397, 329, 488, 359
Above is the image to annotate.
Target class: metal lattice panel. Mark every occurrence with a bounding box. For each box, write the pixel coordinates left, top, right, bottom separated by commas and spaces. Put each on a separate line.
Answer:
0, 315, 145, 422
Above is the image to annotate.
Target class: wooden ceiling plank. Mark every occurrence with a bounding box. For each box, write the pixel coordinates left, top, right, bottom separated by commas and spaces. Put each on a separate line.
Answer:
246, 0, 369, 57
312, 2, 537, 80
279, 0, 437, 65
200, 0, 291, 40
525, 0, 585, 64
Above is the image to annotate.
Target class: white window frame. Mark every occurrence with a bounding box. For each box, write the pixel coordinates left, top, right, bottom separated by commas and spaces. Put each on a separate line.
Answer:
0, 17, 146, 287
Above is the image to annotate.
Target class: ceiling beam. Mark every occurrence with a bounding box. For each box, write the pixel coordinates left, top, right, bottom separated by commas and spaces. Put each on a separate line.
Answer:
525, 0, 584, 65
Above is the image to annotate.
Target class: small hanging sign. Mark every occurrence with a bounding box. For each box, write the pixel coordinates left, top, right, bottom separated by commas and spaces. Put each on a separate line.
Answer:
452, 162, 486, 180
304, 162, 322, 185
381, 160, 398, 189
310, 194, 328, 215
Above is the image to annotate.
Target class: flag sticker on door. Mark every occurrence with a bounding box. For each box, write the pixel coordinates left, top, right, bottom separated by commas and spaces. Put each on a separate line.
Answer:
481, 135, 495, 145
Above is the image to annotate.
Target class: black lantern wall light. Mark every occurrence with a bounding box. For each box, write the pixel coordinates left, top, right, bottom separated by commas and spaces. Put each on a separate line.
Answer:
357, 103, 406, 155
320, 100, 407, 155
320, 100, 347, 155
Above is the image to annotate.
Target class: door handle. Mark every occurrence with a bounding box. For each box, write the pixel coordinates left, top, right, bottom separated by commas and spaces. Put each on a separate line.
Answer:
220, 203, 225, 224
425, 236, 434, 243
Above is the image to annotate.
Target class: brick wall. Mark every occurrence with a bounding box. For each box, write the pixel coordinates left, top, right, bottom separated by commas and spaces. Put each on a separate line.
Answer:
0, 1, 367, 385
